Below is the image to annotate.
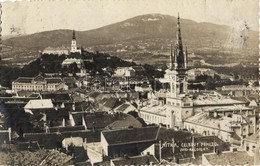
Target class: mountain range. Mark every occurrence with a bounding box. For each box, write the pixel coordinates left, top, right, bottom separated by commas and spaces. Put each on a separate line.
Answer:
3, 13, 258, 52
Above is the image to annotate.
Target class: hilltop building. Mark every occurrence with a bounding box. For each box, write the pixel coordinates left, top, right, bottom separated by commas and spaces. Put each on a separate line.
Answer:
42, 46, 69, 55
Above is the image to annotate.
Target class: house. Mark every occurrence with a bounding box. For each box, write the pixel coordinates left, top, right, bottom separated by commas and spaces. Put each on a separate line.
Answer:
202, 151, 254, 165
242, 133, 260, 154
62, 137, 84, 150
101, 126, 159, 157
184, 112, 256, 142
106, 114, 143, 130
41, 93, 74, 110
99, 97, 123, 112
114, 103, 138, 114
110, 155, 159, 166
24, 99, 54, 114
0, 128, 11, 144
114, 67, 135, 77
69, 111, 138, 131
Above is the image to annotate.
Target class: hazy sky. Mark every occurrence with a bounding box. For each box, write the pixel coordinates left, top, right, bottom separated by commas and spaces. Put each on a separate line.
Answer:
2, 0, 259, 36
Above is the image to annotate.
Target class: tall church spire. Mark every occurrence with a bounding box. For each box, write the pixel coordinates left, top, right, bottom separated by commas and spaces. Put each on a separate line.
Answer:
175, 13, 185, 69
72, 30, 76, 40
169, 44, 173, 70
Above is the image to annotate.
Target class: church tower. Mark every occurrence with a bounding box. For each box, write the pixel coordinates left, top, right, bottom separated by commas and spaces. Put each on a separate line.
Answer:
164, 14, 193, 129
173, 13, 188, 96
166, 13, 188, 98
71, 30, 77, 53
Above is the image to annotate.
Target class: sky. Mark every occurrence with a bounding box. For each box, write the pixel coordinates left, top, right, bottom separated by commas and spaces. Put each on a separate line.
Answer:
2, 0, 259, 36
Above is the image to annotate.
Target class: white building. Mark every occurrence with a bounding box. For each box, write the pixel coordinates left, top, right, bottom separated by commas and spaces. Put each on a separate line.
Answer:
62, 58, 83, 68
42, 47, 69, 55
12, 75, 68, 92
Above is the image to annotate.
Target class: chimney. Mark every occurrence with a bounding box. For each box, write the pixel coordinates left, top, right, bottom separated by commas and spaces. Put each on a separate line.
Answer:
214, 112, 217, 118
8, 128, 11, 142
62, 118, 65, 127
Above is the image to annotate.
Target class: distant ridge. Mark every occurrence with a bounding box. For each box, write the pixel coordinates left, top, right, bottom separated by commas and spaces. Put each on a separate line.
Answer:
3, 14, 258, 50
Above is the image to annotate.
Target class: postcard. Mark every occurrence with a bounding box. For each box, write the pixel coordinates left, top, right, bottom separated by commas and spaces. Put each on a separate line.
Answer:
0, 0, 259, 165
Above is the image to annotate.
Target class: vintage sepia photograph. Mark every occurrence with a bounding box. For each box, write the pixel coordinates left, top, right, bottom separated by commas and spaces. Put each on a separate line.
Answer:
0, 0, 259, 165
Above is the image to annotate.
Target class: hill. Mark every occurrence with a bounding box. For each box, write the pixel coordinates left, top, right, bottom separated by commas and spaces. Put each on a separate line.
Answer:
2, 14, 258, 66
4, 14, 258, 50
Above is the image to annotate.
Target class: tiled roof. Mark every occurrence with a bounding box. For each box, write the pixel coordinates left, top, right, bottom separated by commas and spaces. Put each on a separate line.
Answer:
83, 112, 128, 129
34, 75, 45, 82
204, 151, 254, 165
102, 126, 159, 145
93, 161, 110, 166
157, 127, 192, 141
194, 97, 246, 106
45, 78, 62, 84
49, 126, 85, 133
103, 98, 122, 109
140, 104, 167, 117
0, 149, 72, 165
185, 113, 233, 132
41, 93, 72, 102
115, 103, 130, 112
205, 105, 252, 112
88, 92, 101, 98
111, 155, 158, 166
106, 114, 143, 130
14, 77, 33, 83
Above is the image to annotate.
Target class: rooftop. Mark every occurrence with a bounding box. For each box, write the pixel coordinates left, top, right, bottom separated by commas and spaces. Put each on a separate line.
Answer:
106, 114, 143, 130
243, 133, 260, 143
83, 112, 124, 129
24, 99, 54, 111
185, 113, 234, 132
194, 96, 246, 106
102, 126, 159, 145
203, 151, 254, 165
140, 104, 167, 117
205, 105, 252, 113
111, 155, 159, 166
14, 77, 33, 83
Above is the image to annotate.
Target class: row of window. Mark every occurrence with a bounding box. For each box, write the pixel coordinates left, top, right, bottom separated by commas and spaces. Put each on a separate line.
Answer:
140, 112, 165, 124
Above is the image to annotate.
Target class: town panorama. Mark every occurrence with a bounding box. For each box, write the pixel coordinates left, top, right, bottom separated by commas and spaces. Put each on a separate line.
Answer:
0, 1, 259, 165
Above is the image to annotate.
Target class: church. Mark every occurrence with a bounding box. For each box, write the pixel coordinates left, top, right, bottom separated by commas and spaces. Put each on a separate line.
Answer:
139, 14, 193, 129
138, 15, 256, 141
70, 30, 82, 54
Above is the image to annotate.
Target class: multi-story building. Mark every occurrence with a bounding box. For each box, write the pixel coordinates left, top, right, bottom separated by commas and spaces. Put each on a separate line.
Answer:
61, 58, 84, 68
12, 75, 68, 92
42, 46, 69, 55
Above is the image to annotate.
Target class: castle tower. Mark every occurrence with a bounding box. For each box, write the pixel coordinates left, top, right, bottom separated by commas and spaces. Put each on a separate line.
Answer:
71, 30, 78, 53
